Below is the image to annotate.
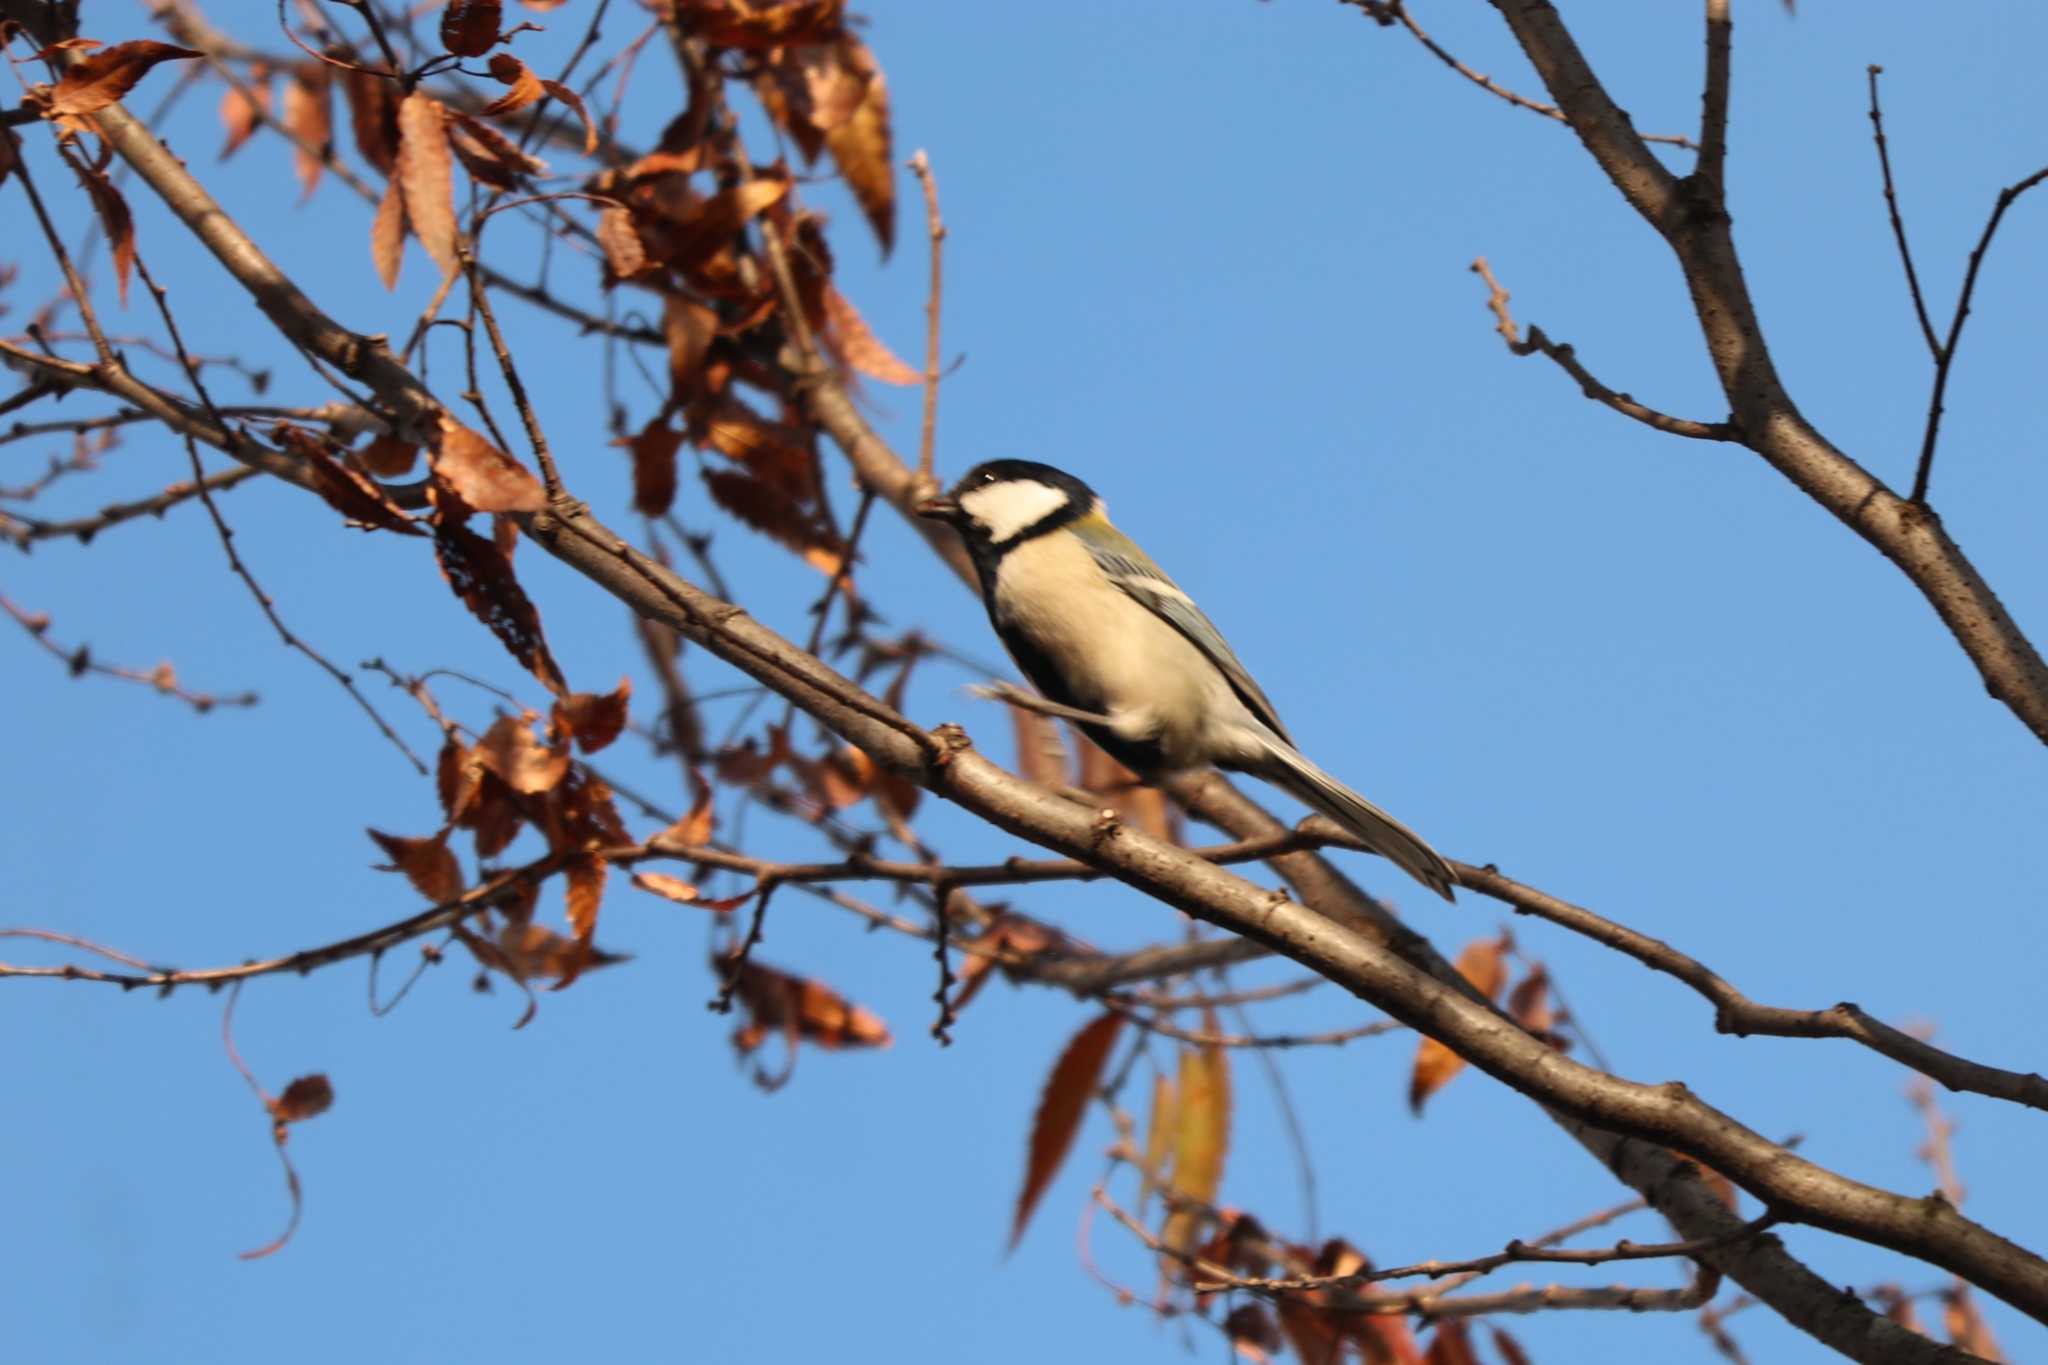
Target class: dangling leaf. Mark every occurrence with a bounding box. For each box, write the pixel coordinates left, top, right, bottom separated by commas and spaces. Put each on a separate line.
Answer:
1011, 1011, 1123, 1250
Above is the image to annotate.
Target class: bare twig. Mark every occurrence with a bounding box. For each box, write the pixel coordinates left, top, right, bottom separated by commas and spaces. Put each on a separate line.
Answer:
2, 465, 261, 547
1864, 67, 1941, 358
907, 150, 946, 481
1469, 258, 1739, 441
1, 593, 258, 711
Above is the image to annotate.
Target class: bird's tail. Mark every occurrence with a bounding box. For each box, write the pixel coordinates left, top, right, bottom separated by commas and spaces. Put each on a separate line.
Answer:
1242, 734, 1457, 902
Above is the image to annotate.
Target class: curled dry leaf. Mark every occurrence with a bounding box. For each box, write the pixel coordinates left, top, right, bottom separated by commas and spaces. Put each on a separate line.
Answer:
597, 205, 649, 279
367, 828, 465, 904
431, 520, 568, 695
563, 850, 606, 942
631, 872, 702, 905
440, 0, 503, 58
446, 111, 547, 189
73, 164, 136, 305
700, 467, 843, 571
396, 93, 458, 275
657, 769, 717, 847
662, 293, 718, 400
496, 921, 628, 981
274, 423, 420, 533
616, 417, 682, 516
1162, 1026, 1232, 1263
821, 284, 921, 384
540, 79, 598, 155
1011, 1011, 1123, 1250
685, 0, 845, 50
1488, 1326, 1534, 1365
371, 175, 405, 288
1408, 934, 1510, 1114
270, 1074, 335, 1125
1423, 1320, 1481, 1365
556, 676, 632, 753
47, 41, 201, 117
1226, 1305, 1283, 1363
355, 432, 419, 478
341, 67, 399, 175
474, 713, 571, 795
482, 53, 546, 117
432, 414, 546, 513
727, 957, 892, 1060
218, 65, 272, 159
282, 66, 331, 198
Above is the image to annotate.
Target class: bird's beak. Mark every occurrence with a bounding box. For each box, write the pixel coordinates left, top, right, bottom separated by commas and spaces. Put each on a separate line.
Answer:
914, 494, 961, 522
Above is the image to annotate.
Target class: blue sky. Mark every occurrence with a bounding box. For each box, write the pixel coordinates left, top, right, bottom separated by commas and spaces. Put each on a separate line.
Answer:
4, 3, 2045, 1363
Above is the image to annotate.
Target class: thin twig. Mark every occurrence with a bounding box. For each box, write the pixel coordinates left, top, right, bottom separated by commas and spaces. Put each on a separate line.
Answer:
1696, 0, 1731, 198
1864, 67, 1941, 358
907, 150, 946, 481
2, 466, 262, 548
1470, 258, 1739, 441
0, 593, 258, 711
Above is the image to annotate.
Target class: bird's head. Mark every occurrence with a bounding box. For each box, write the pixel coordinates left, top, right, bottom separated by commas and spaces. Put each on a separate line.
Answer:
915, 460, 1102, 547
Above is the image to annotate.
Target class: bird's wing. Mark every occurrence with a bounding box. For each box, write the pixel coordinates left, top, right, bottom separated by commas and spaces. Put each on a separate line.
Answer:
1068, 513, 1294, 744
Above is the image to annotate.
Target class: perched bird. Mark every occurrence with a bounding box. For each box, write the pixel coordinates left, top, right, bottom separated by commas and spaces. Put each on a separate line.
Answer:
916, 460, 1456, 901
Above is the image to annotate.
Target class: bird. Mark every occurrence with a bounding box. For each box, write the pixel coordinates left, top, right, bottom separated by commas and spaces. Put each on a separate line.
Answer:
915, 459, 1456, 901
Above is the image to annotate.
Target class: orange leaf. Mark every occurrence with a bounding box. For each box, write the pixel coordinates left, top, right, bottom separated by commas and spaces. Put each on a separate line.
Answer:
1276, 1304, 1345, 1365
597, 204, 649, 278
820, 37, 893, 253
218, 66, 272, 159
1138, 1070, 1177, 1217
564, 851, 606, 941
1226, 1305, 1282, 1363
474, 714, 571, 794
685, 0, 844, 49
616, 417, 682, 515
432, 414, 546, 513
1407, 935, 1509, 1114
48, 41, 200, 117
700, 467, 842, 566
1011, 1012, 1122, 1249
822, 284, 920, 385
275, 423, 420, 533
661, 293, 718, 401
440, 0, 503, 57
495, 920, 627, 981
540, 79, 598, 154
446, 110, 547, 189
630, 872, 706, 905
431, 522, 567, 694
73, 165, 135, 306
356, 432, 419, 477
397, 93, 458, 274
341, 67, 399, 175
367, 828, 465, 903
371, 175, 405, 288
659, 769, 717, 847
282, 67, 332, 199
1487, 1327, 1533, 1365
1161, 1026, 1231, 1259
269, 1074, 334, 1125
482, 53, 546, 116
556, 676, 632, 753
1422, 1321, 1480, 1365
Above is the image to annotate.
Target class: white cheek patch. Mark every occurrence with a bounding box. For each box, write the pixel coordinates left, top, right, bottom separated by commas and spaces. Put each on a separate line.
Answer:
958, 480, 1070, 543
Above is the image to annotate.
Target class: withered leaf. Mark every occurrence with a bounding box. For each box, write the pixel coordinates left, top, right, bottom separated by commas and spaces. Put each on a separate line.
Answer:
661, 293, 717, 400
436, 735, 482, 824
341, 67, 399, 175
563, 850, 606, 940
74, 165, 135, 306
1423, 1320, 1481, 1365
1161, 1030, 1231, 1260
596, 204, 648, 278
396, 93, 458, 275
1225, 1305, 1282, 1362
686, 0, 844, 49
814, 37, 893, 253
1276, 1303, 1344, 1365
657, 769, 716, 847
1138, 1070, 1176, 1217
482, 53, 546, 117
1943, 1286, 2002, 1360
432, 414, 546, 513
701, 397, 814, 497
496, 920, 627, 981
630, 872, 703, 905
48, 41, 200, 117
1011, 1011, 1123, 1250
1488, 1327, 1534, 1365
356, 432, 419, 477
700, 467, 842, 568
282, 66, 331, 198
218, 66, 272, 159
446, 110, 547, 188
617, 417, 682, 516
367, 828, 465, 904
1408, 935, 1510, 1114
557, 676, 632, 754
732, 959, 891, 1051
540, 79, 598, 155
475, 713, 571, 794
440, 0, 503, 57
432, 520, 567, 694
371, 175, 405, 289
822, 284, 920, 384
270, 1074, 335, 1125
275, 423, 420, 534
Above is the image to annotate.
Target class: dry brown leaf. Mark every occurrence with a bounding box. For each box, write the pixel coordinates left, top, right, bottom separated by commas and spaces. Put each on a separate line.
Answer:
727, 958, 891, 1057
74, 165, 136, 305
685, 0, 844, 49
820, 37, 893, 253
1487, 1326, 1534, 1365
282, 67, 332, 199
564, 851, 606, 942
661, 293, 718, 400
474, 714, 571, 794
658, 769, 716, 847
270, 1074, 334, 1125
556, 676, 632, 754
1408, 935, 1509, 1114
435, 736, 482, 825
48, 41, 200, 117
371, 175, 405, 289
432, 521, 568, 694
616, 417, 682, 516
356, 433, 418, 477
1138, 1070, 1177, 1216
596, 204, 648, 278
367, 828, 465, 903
496, 921, 627, 981
630, 872, 701, 904
701, 396, 813, 496
482, 53, 546, 117
446, 110, 547, 189
821, 284, 920, 384
275, 423, 420, 533
341, 67, 398, 175
1226, 1305, 1282, 1363
432, 414, 546, 513
1161, 1027, 1231, 1262
1010, 1012, 1123, 1250
440, 0, 503, 57
540, 79, 598, 154
218, 66, 271, 159
1422, 1320, 1480, 1365
397, 93, 458, 275
700, 467, 842, 567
